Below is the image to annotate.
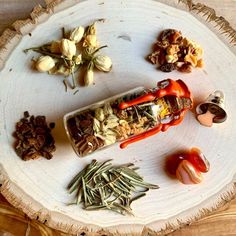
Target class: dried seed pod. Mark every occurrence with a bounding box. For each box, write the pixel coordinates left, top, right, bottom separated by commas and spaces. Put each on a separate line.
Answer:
94, 55, 112, 72
61, 39, 76, 59
69, 26, 85, 43
35, 56, 55, 72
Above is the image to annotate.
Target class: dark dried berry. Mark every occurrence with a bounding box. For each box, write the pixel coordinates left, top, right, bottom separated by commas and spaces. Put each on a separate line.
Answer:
24, 111, 30, 118
35, 116, 46, 127
49, 122, 55, 129
13, 112, 56, 161
159, 29, 177, 42
159, 63, 176, 72
178, 64, 192, 73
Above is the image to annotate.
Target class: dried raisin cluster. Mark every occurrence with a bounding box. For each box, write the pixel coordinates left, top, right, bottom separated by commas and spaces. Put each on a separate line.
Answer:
14, 112, 56, 161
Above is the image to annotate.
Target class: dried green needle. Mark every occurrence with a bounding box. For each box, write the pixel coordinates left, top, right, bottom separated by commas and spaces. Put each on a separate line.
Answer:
68, 159, 159, 215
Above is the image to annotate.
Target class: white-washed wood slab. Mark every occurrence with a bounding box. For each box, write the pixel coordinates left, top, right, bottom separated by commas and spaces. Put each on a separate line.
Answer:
0, 0, 236, 235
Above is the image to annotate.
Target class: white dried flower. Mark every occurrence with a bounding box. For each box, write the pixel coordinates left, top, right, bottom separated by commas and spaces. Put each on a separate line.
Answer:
69, 26, 85, 43
35, 56, 55, 72
83, 34, 97, 48
104, 135, 116, 146
93, 118, 101, 134
103, 103, 113, 116
74, 54, 82, 65
95, 108, 105, 122
94, 55, 112, 72
87, 22, 96, 35
84, 68, 94, 86
61, 39, 76, 60
50, 41, 61, 53
95, 130, 117, 146
49, 65, 70, 76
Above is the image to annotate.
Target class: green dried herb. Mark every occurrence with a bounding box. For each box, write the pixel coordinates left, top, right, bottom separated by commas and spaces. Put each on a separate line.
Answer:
68, 159, 159, 215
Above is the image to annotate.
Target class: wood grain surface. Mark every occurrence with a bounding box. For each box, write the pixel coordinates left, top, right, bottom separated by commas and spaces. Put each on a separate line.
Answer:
0, 0, 236, 235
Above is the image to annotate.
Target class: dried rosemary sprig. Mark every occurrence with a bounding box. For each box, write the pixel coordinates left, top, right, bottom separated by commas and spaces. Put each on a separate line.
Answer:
68, 159, 159, 215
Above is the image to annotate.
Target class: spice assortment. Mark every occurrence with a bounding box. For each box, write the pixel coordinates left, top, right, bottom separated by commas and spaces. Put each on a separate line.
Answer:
68, 159, 159, 215
10, 18, 220, 218
24, 21, 112, 90
64, 79, 193, 156
65, 88, 150, 156
165, 147, 210, 184
148, 29, 204, 73
13, 112, 56, 161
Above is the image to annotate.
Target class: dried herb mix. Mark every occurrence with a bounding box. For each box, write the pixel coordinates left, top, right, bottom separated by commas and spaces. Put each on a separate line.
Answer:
68, 159, 159, 215
149, 29, 204, 73
65, 85, 192, 157
13, 112, 56, 161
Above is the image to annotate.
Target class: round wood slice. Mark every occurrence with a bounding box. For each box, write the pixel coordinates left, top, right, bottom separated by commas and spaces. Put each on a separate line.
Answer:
0, 0, 236, 235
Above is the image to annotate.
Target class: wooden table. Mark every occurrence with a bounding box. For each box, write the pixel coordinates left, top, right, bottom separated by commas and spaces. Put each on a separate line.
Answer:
0, 1, 236, 235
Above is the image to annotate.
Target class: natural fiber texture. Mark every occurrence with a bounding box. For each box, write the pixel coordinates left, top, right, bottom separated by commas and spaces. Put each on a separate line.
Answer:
0, 0, 236, 235
179, 0, 236, 45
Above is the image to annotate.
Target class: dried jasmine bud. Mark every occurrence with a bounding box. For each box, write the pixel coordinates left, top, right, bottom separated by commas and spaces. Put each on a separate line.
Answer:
93, 118, 101, 133
103, 134, 116, 145
73, 54, 82, 65
95, 107, 105, 122
94, 55, 112, 72
69, 26, 85, 43
24, 21, 112, 91
83, 34, 97, 48
61, 39, 76, 59
49, 64, 71, 76
35, 56, 55, 72
86, 21, 96, 35
84, 65, 94, 86
103, 103, 113, 115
